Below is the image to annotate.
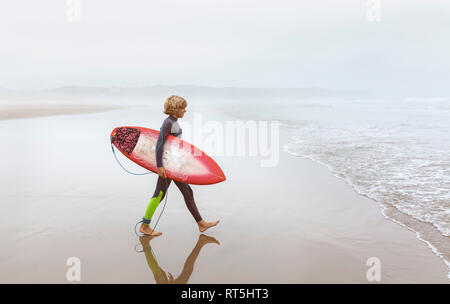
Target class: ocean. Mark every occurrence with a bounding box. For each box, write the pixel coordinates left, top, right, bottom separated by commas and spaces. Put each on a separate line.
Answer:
279, 98, 450, 274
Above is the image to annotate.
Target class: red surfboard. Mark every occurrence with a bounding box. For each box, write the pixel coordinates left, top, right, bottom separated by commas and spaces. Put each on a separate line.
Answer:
111, 126, 226, 185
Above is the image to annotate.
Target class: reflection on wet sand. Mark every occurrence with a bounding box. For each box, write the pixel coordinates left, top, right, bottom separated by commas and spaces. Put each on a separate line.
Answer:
137, 234, 220, 284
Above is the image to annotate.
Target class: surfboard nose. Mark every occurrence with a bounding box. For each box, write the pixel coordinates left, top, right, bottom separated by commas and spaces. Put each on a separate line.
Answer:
218, 168, 226, 182
110, 127, 141, 155
213, 167, 226, 183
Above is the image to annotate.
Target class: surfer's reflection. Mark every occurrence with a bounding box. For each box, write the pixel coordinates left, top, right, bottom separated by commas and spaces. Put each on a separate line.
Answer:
137, 234, 220, 284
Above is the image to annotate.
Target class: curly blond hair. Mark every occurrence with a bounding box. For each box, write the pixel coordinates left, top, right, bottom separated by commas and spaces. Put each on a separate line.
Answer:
163, 95, 187, 115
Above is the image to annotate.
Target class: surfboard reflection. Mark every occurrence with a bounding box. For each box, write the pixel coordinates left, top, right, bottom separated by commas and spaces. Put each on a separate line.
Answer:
137, 234, 220, 284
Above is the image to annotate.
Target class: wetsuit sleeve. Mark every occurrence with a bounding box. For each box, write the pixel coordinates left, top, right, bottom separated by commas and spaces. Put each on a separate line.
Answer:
155, 119, 172, 167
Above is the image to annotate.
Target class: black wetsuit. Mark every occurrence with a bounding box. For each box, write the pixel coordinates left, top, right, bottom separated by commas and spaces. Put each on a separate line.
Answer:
142, 116, 202, 224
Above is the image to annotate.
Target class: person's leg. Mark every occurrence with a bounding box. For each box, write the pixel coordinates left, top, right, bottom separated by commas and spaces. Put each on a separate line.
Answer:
144, 177, 172, 223
173, 181, 220, 232
173, 181, 202, 222
140, 177, 172, 236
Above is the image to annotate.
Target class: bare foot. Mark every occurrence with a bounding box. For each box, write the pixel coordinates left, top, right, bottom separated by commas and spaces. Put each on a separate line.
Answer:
197, 219, 220, 233
139, 223, 162, 237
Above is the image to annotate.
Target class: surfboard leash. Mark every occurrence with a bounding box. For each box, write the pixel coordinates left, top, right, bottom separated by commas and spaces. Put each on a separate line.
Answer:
111, 142, 152, 176
110, 142, 169, 237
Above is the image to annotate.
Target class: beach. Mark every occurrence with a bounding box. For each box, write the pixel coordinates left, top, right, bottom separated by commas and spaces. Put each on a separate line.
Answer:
0, 103, 123, 120
0, 102, 448, 283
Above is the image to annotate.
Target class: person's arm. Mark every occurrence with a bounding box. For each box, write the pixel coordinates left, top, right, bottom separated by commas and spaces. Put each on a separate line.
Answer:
155, 119, 171, 171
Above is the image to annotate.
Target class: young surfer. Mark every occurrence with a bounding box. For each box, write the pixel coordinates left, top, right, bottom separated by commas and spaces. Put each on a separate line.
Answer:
139, 95, 220, 236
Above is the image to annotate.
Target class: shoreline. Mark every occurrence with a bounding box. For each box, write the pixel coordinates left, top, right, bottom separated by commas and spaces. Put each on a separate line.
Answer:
217, 106, 449, 283
285, 147, 450, 279
282, 132, 450, 280
0, 104, 125, 120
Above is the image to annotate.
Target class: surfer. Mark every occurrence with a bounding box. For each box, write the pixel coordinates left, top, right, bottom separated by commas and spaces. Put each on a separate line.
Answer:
139, 95, 220, 236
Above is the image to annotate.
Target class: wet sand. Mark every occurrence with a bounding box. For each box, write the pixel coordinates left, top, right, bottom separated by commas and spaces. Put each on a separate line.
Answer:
0, 104, 448, 283
0, 103, 124, 120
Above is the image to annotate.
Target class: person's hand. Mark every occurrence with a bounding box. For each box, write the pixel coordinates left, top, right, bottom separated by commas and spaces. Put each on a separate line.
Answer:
157, 167, 167, 178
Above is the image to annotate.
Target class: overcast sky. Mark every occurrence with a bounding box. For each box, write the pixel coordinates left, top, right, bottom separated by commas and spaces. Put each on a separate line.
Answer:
0, 0, 449, 96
